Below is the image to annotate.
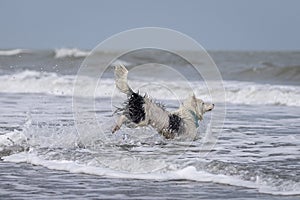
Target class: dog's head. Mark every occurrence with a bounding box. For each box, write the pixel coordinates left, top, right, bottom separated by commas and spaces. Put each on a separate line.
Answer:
183, 93, 214, 120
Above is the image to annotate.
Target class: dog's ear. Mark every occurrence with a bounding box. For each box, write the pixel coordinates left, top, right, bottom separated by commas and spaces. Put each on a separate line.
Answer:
191, 93, 197, 107
184, 92, 197, 108
191, 92, 196, 101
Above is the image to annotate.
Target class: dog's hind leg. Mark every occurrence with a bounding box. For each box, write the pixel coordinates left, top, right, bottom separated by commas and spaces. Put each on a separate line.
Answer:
112, 115, 127, 133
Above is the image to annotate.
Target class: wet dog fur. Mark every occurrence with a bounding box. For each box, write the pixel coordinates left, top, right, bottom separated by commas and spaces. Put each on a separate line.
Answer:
112, 65, 214, 139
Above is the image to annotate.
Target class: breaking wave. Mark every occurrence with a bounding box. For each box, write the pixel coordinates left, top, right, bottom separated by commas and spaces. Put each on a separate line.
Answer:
0, 49, 30, 56
0, 70, 299, 107
54, 48, 90, 58
234, 62, 300, 83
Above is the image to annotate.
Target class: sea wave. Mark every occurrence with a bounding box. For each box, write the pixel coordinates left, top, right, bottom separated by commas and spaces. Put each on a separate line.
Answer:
0, 49, 30, 56
3, 152, 298, 196
54, 48, 90, 58
224, 81, 300, 106
1, 128, 299, 196
1, 49, 300, 84
0, 70, 75, 96
234, 62, 300, 83
0, 70, 299, 107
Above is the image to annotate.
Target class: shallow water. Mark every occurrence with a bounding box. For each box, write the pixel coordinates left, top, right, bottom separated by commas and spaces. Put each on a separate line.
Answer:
0, 92, 299, 199
0, 49, 300, 199
1, 162, 298, 200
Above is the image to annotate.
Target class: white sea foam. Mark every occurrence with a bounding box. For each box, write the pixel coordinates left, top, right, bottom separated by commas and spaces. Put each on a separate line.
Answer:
0, 49, 30, 56
223, 81, 300, 107
0, 131, 27, 148
0, 70, 299, 107
3, 151, 299, 196
0, 70, 75, 96
54, 48, 90, 58
0, 107, 299, 196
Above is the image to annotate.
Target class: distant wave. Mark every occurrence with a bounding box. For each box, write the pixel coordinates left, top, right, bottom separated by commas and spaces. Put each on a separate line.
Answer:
111, 59, 132, 67
0, 49, 30, 56
223, 81, 300, 106
54, 48, 90, 58
0, 70, 300, 107
1, 49, 300, 84
234, 62, 300, 83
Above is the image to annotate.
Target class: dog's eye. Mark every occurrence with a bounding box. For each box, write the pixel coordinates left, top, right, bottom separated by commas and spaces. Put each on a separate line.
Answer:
202, 102, 204, 105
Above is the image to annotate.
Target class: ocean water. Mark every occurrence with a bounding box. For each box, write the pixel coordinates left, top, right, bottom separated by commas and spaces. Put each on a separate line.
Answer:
0, 48, 299, 199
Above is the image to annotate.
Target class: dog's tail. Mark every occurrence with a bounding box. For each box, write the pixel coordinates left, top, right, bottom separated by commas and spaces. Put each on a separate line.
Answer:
114, 64, 133, 95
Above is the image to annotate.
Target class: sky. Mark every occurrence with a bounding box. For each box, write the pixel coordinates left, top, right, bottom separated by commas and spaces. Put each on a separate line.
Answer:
0, 0, 299, 50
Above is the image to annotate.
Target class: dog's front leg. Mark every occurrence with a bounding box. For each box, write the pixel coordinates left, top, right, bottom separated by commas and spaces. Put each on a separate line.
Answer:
112, 115, 127, 133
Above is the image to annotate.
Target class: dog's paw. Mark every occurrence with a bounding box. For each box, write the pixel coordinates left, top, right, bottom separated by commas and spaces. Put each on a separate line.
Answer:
112, 125, 120, 134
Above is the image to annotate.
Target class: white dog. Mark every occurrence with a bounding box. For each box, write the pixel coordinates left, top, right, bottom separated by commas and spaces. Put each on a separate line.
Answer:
112, 65, 214, 139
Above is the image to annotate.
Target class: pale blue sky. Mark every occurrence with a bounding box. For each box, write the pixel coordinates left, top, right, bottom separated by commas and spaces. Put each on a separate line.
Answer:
0, 0, 299, 50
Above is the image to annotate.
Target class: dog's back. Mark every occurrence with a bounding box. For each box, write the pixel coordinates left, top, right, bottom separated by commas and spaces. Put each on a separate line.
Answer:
113, 65, 179, 137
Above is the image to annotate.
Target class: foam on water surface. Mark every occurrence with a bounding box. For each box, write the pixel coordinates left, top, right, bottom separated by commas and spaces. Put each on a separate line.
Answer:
0, 49, 31, 56
3, 150, 300, 196
1, 112, 299, 197
0, 70, 299, 107
54, 48, 90, 58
